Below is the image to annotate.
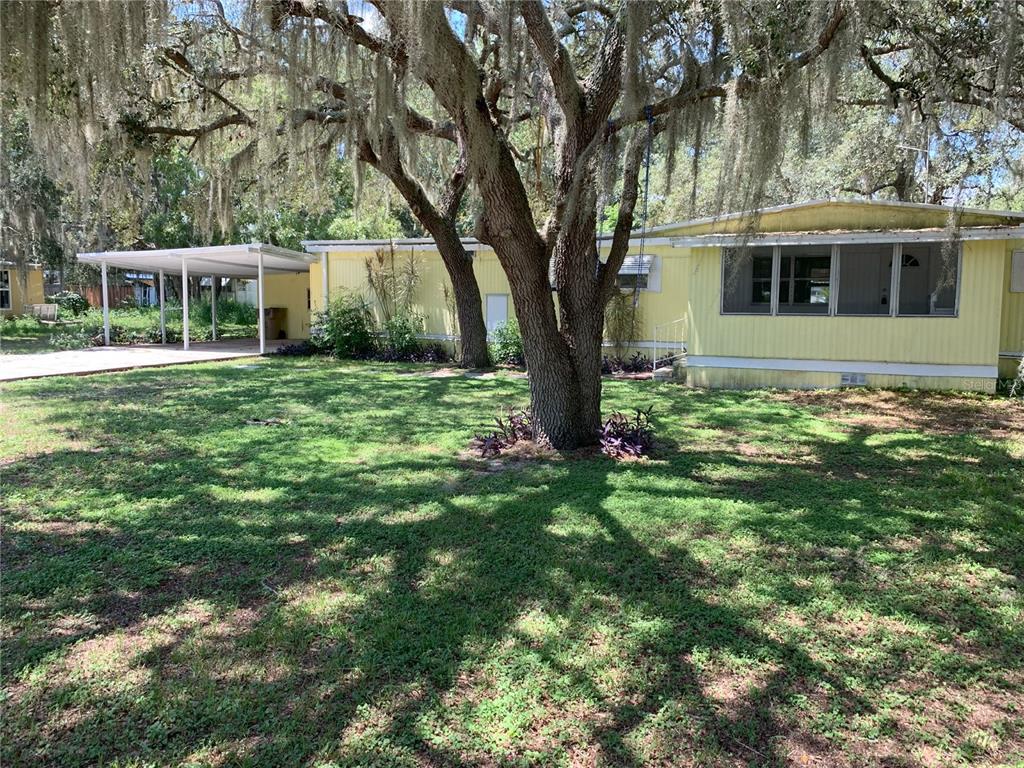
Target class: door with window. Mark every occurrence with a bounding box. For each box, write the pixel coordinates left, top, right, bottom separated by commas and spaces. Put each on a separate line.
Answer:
485, 293, 509, 336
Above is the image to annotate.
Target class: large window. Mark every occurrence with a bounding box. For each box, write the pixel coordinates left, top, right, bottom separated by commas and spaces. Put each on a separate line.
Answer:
0, 270, 10, 310
898, 243, 958, 315
721, 241, 960, 318
721, 247, 773, 314
777, 248, 831, 315
837, 244, 892, 315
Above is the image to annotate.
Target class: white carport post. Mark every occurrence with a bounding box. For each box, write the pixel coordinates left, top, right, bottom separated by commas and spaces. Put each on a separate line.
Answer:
257, 250, 266, 354
158, 270, 166, 344
100, 261, 110, 346
320, 252, 329, 308
181, 258, 190, 351
210, 275, 218, 341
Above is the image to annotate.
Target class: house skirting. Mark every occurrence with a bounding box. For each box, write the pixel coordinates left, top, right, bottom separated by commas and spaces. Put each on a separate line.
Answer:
687, 356, 997, 393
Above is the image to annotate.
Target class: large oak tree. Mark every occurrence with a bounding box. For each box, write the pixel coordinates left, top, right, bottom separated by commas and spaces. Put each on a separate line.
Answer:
2, 0, 1021, 447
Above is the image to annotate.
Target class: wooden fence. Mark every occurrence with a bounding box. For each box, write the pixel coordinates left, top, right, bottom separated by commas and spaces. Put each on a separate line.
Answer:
78, 283, 135, 309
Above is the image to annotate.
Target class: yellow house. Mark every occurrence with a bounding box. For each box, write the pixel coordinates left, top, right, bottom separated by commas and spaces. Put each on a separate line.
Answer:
0, 262, 46, 317
302, 199, 1024, 393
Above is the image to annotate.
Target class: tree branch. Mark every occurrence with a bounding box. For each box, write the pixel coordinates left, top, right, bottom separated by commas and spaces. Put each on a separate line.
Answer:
521, 0, 586, 127
599, 126, 648, 299
133, 112, 250, 138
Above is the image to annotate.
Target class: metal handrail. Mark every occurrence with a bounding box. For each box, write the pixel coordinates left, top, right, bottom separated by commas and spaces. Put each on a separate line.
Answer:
652, 316, 688, 380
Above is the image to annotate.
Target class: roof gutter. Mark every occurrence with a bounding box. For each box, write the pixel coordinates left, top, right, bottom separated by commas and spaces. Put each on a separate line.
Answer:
669, 226, 1024, 247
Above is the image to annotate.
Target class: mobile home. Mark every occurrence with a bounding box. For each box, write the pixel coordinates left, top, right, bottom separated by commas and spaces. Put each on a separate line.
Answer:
302, 199, 1024, 393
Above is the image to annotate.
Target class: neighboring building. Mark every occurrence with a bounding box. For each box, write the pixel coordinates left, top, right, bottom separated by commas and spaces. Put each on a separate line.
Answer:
302, 199, 1024, 393
0, 263, 46, 317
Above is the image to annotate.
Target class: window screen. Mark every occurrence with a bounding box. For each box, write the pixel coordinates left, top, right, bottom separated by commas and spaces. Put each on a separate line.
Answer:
898, 243, 958, 315
616, 272, 648, 291
777, 247, 831, 315
722, 247, 773, 314
837, 244, 892, 315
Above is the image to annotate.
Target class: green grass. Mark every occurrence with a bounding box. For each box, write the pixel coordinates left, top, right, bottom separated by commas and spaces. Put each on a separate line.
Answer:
0, 316, 57, 354
0, 307, 258, 354
2, 360, 1022, 767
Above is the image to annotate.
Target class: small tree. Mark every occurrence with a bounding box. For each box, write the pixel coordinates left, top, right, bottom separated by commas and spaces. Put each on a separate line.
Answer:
365, 243, 420, 324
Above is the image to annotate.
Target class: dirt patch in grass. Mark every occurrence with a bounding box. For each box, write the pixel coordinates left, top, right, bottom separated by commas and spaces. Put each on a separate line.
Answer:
771, 389, 1024, 439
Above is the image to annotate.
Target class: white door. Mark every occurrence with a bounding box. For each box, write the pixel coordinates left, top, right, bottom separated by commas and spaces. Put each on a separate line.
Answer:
485, 294, 509, 335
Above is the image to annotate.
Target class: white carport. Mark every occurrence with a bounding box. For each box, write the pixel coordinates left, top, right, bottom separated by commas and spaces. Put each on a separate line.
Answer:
77, 244, 314, 354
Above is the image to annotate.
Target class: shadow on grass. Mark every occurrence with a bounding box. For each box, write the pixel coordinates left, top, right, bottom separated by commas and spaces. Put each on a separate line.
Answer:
2, 359, 1022, 766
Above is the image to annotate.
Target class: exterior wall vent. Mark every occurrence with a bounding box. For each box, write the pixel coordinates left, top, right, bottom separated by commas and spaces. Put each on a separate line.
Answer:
840, 372, 867, 386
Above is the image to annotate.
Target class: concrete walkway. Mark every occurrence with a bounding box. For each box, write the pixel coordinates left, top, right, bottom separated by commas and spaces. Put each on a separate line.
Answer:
0, 339, 290, 382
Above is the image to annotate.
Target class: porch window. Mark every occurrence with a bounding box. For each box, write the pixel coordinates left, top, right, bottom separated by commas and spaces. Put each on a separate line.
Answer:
0, 270, 10, 310
837, 244, 892, 315
777, 248, 831, 315
721, 247, 773, 314
898, 243, 958, 315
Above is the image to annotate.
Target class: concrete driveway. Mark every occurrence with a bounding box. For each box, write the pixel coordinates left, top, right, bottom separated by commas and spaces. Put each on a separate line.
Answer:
0, 339, 290, 382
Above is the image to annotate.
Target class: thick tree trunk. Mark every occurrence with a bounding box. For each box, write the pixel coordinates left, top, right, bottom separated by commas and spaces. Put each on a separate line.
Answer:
499, 239, 604, 449
358, 129, 490, 369
442, 246, 490, 368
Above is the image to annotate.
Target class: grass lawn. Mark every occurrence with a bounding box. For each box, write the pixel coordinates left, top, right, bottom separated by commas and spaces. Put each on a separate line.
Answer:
0, 317, 59, 355
2, 359, 1022, 767
0, 308, 258, 356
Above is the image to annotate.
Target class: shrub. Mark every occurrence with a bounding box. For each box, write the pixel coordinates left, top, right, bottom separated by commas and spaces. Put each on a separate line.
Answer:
491, 319, 525, 367
471, 407, 535, 458
604, 288, 643, 355
50, 326, 95, 350
602, 352, 653, 374
310, 294, 378, 358
380, 313, 422, 360
274, 340, 317, 357
412, 343, 452, 363
1010, 355, 1024, 398
191, 298, 258, 326
47, 290, 89, 316
599, 407, 655, 459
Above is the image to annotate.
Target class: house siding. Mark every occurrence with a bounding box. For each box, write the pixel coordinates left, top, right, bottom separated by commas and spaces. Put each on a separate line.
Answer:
263, 272, 311, 340
305, 201, 1022, 392
1, 267, 45, 315
999, 240, 1024, 363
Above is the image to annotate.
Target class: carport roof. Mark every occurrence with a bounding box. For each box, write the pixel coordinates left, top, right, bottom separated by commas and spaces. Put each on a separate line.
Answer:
77, 243, 315, 279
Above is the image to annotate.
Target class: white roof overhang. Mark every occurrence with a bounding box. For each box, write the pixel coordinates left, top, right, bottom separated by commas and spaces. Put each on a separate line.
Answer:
302, 236, 677, 253
77, 243, 315, 279
669, 226, 1024, 248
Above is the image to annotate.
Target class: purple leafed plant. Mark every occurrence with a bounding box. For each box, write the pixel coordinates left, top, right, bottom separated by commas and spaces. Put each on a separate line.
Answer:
599, 407, 655, 459
601, 353, 654, 374
471, 407, 535, 457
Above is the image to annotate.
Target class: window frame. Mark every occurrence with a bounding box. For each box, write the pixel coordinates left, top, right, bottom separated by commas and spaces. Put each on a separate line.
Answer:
721, 241, 962, 319
775, 247, 834, 316
615, 271, 649, 292
894, 242, 962, 318
484, 292, 510, 337
0, 269, 11, 311
719, 247, 776, 316
615, 253, 659, 293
